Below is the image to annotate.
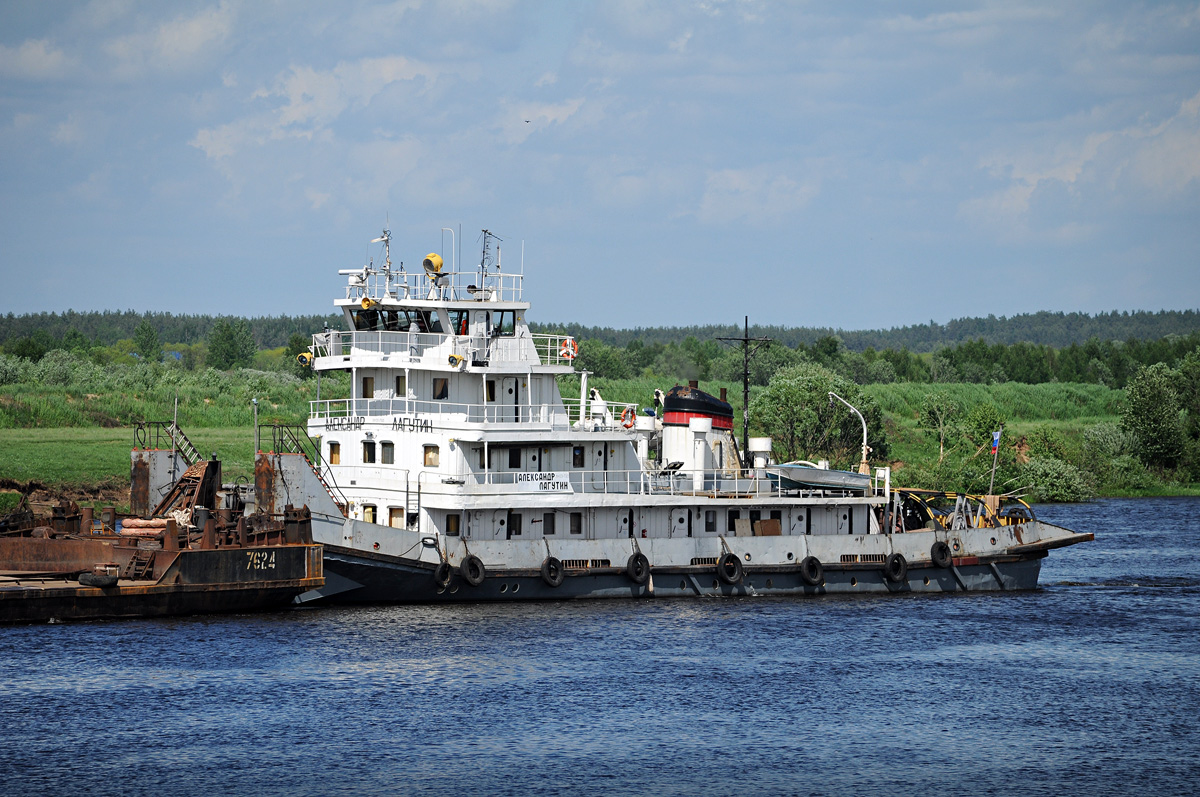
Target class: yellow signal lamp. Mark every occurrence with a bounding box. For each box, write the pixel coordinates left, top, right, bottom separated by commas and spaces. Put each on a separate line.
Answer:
361, 297, 378, 310
423, 253, 444, 277
297, 352, 313, 367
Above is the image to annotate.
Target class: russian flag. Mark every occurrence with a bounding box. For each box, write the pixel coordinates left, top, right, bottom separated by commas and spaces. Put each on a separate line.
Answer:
991, 430, 1001, 455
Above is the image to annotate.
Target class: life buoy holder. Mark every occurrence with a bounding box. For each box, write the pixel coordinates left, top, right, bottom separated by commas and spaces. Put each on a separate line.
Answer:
620, 407, 635, 428
559, 337, 578, 360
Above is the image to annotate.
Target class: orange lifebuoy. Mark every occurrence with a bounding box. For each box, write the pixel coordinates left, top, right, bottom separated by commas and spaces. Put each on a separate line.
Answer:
621, 407, 635, 428
559, 337, 578, 360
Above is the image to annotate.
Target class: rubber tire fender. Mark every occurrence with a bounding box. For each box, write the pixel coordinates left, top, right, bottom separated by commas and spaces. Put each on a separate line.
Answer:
433, 561, 453, 587
799, 556, 823, 587
717, 552, 744, 585
541, 556, 565, 588
460, 554, 486, 587
884, 552, 908, 584
931, 541, 952, 569
626, 552, 650, 585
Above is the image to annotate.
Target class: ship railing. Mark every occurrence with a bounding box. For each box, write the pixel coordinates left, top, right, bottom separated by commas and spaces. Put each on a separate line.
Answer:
559, 398, 641, 428
432, 468, 802, 498
309, 397, 575, 428
343, 267, 525, 304
312, 329, 572, 368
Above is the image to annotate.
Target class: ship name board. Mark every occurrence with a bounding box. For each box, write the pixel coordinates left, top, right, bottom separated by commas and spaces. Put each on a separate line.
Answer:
325, 416, 366, 431
392, 416, 434, 433
514, 471, 572, 492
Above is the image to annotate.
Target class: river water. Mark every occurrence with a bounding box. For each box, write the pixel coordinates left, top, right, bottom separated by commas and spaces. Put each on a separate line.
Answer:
2, 498, 1197, 796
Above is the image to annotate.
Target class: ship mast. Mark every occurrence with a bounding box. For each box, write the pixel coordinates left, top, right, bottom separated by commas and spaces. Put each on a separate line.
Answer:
478, 229, 501, 289
716, 316, 772, 471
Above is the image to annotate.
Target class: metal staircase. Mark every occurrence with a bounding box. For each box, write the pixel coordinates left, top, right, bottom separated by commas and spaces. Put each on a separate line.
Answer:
134, 420, 201, 466
269, 425, 348, 513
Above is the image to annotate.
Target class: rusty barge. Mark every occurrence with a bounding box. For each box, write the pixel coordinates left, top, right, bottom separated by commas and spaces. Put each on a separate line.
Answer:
0, 425, 323, 623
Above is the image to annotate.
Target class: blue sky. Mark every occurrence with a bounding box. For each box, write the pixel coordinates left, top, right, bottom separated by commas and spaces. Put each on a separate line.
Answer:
1, 1, 1198, 330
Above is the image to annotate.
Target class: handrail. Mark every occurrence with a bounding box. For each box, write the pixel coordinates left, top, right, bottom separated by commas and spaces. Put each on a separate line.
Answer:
311, 329, 577, 367
306, 397, 639, 431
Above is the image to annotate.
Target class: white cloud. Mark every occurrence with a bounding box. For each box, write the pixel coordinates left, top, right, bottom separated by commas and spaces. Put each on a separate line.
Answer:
52, 115, 85, 145
696, 166, 819, 225
668, 29, 693, 53
961, 89, 1200, 236
0, 39, 74, 79
104, 2, 233, 78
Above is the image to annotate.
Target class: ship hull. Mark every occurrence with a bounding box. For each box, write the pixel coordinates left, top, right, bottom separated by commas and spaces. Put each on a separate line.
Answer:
315, 542, 1046, 603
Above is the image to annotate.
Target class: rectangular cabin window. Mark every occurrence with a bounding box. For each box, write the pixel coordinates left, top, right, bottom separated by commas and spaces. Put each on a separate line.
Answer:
572, 446, 584, 468
508, 447, 522, 469
485, 380, 496, 402
362, 376, 374, 399
539, 512, 555, 535
570, 512, 582, 535
389, 508, 404, 529
446, 513, 461, 536
423, 445, 439, 467
395, 374, 406, 396
328, 442, 340, 465
449, 310, 468, 336
770, 510, 782, 523
363, 505, 376, 524
432, 378, 448, 400
507, 512, 522, 538
493, 310, 516, 336
705, 510, 717, 532
381, 441, 394, 465
749, 510, 761, 524
362, 441, 376, 464
477, 447, 485, 469
727, 509, 740, 533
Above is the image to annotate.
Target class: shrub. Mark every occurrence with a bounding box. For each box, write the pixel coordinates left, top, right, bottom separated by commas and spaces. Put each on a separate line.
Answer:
0, 355, 31, 386
1019, 457, 1093, 502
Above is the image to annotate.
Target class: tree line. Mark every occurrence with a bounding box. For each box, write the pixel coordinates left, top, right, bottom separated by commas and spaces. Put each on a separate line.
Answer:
566, 331, 1200, 390
532, 308, 1200, 353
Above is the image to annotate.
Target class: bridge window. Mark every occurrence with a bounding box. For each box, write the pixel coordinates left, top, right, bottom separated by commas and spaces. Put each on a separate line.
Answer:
423, 445, 439, 467
432, 378, 448, 400
328, 442, 340, 465
362, 376, 374, 399
493, 310, 516, 336
362, 441, 376, 463
446, 513, 461, 536
381, 441, 394, 464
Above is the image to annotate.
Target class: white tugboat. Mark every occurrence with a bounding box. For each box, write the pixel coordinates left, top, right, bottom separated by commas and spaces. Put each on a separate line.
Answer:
256, 226, 1092, 603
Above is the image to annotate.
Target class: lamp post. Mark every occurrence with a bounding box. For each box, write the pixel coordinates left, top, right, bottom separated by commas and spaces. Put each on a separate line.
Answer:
252, 398, 259, 453
828, 391, 870, 475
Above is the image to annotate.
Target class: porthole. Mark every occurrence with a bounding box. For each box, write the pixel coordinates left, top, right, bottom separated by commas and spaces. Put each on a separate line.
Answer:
952, 542, 960, 551
450, 584, 459, 594
990, 537, 997, 545
744, 553, 752, 561
373, 542, 380, 550
436, 586, 446, 594
512, 583, 520, 593
787, 552, 794, 560
923, 576, 930, 586
500, 584, 508, 593
712, 580, 720, 589
850, 577, 857, 587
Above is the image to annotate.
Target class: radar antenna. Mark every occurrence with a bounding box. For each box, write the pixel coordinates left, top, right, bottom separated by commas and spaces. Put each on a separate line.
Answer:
478, 229, 502, 289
